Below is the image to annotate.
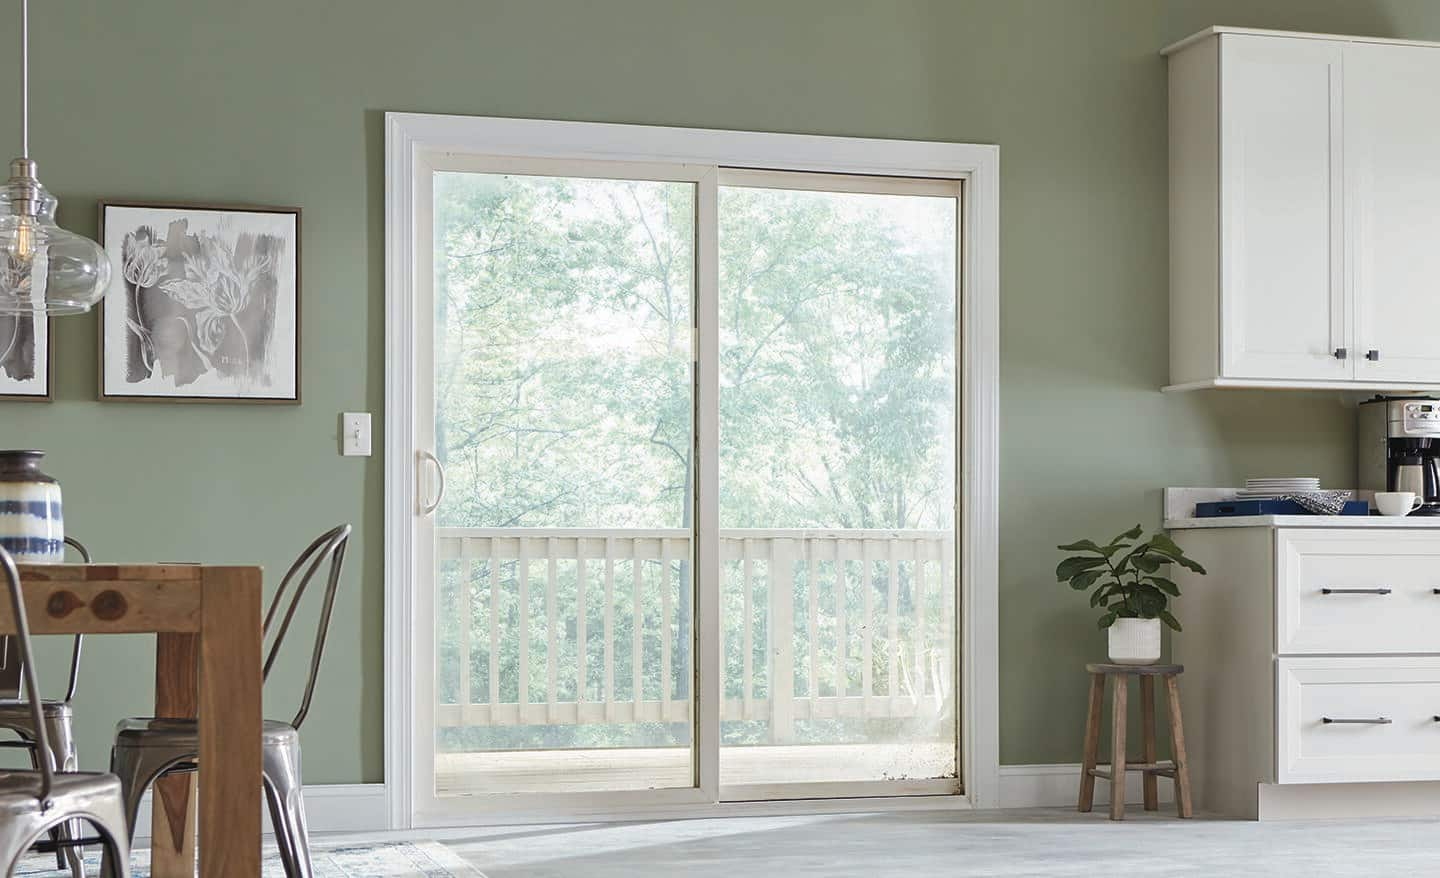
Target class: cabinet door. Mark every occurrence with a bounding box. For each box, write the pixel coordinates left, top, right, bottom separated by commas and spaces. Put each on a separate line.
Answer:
1219, 36, 1349, 381
1347, 43, 1440, 384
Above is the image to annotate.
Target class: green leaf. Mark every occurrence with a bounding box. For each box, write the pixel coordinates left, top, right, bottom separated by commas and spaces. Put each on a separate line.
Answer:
1145, 541, 1208, 574
1056, 539, 1104, 554
1146, 576, 1181, 597
1107, 524, 1144, 546
1097, 612, 1118, 629
1130, 553, 1163, 573
1055, 556, 1106, 581
1159, 610, 1183, 632
1069, 569, 1103, 591
1148, 532, 1183, 554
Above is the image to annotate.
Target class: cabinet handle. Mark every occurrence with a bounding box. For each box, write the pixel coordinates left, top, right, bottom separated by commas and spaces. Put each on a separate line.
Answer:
1320, 587, 1392, 595
1334, 347, 1348, 360
1366, 349, 1381, 361
1322, 716, 1392, 725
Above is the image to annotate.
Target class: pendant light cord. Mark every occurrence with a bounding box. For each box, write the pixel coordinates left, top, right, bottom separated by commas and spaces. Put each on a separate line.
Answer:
19, 0, 27, 159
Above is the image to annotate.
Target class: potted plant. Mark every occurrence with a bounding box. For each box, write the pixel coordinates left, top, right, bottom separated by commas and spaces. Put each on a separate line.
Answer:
1054, 525, 1207, 664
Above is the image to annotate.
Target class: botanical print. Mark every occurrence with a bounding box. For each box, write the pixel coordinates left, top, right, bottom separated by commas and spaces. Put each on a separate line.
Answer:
101, 204, 298, 401
0, 311, 47, 399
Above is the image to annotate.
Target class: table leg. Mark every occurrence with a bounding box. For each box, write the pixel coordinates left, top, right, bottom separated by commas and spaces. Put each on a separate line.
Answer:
151, 633, 198, 878
199, 567, 262, 877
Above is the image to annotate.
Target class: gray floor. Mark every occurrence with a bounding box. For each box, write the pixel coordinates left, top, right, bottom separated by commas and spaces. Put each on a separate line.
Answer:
445, 807, 1440, 877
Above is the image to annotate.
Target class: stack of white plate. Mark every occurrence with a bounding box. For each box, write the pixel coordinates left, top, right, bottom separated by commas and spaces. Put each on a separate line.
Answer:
1236, 477, 1321, 499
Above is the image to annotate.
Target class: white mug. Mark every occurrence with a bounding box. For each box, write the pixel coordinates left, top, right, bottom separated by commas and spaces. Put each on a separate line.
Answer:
1375, 491, 1423, 516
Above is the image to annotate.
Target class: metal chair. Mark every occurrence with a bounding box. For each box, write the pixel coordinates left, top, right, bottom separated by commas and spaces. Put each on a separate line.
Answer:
104, 525, 351, 878
0, 537, 91, 877
0, 545, 132, 878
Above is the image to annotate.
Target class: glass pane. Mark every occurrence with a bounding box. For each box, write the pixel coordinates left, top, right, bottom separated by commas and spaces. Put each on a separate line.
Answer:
432, 171, 695, 794
718, 180, 958, 787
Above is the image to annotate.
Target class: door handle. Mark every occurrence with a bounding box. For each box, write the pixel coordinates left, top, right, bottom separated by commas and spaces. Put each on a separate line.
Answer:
418, 450, 446, 516
1366, 349, 1381, 361
1321, 587, 1391, 595
1322, 716, 1392, 725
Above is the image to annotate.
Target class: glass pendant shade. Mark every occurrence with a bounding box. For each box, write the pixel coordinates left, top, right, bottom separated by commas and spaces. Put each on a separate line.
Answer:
0, 158, 110, 315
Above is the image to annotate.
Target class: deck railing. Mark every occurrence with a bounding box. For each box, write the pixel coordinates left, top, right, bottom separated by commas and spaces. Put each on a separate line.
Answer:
435, 527, 954, 742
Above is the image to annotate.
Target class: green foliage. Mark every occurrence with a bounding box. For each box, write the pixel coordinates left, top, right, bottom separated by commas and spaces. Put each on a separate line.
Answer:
1054, 525, 1207, 632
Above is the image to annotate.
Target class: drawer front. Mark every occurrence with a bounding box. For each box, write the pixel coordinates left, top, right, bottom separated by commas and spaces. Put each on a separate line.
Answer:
1276, 529, 1440, 654
1278, 656, 1440, 784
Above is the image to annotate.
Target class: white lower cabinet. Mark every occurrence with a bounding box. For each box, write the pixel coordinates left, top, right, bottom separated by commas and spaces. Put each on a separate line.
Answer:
1171, 525, 1440, 819
1278, 657, 1440, 785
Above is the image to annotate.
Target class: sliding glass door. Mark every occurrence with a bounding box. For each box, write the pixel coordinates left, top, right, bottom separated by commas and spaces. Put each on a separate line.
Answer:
717, 171, 960, 795
413, 156, 961, 812
423, 161, 699, 796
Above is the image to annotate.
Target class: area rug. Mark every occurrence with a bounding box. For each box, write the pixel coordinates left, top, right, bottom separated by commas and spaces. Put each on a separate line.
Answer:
15, 840, 484, 877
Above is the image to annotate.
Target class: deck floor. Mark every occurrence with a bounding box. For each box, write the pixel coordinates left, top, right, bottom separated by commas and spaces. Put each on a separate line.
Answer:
436, 741, 954, 794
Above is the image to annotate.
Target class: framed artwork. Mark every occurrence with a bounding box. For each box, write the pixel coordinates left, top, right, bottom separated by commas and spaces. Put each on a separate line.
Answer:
0, 311, 49, 401
99, 201, 300, 403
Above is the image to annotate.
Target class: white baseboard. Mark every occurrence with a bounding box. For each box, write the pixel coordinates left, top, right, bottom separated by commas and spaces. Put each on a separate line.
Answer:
998, 763, 1176, 809
132, 783, 387, 840
127, 766, 1166, 839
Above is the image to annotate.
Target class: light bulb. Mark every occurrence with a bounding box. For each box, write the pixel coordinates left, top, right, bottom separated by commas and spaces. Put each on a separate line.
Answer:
0, 159, 110, 315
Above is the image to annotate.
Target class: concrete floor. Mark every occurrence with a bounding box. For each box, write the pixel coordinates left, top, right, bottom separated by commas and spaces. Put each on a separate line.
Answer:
442, 807, 1440, 877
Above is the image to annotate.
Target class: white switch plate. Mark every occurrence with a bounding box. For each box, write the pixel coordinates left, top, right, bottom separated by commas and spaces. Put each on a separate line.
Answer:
341, 412, 372, 457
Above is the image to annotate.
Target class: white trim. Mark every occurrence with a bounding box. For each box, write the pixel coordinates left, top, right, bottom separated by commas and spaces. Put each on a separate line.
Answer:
1162, 376, 1440, 392
131, 784, 388, 840
997, 764, 1176, 810
1161, 26, 1440, 57
384, 113, 1001, 825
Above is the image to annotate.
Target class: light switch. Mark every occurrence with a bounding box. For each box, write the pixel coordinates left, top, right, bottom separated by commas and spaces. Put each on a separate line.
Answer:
341, 412, 372, 457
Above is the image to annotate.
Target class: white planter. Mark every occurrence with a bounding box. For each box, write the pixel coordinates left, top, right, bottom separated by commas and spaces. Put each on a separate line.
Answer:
1108, 617, 1162, 665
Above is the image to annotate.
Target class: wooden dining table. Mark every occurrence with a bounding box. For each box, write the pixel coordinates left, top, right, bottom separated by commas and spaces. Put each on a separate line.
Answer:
12, 562, 262, 877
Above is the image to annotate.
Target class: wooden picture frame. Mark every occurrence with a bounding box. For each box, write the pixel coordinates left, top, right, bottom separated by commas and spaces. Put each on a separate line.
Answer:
99, 200, 301, 403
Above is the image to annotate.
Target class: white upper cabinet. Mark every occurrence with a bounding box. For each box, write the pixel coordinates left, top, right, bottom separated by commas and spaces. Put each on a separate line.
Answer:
1346, 43, 1440, 384
1166, 28, 1440, 391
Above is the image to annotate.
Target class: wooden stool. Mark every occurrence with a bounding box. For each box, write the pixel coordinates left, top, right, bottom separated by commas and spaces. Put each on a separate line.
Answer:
1078, 663, 1193, 820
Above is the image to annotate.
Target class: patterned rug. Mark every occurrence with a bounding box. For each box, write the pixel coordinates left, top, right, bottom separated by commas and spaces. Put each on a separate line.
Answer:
16, 840, 484, 877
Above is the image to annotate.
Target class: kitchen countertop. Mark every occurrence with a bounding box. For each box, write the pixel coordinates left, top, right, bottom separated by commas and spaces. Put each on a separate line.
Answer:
1164, 486, 1440, 530
1165, 514, 1440, 529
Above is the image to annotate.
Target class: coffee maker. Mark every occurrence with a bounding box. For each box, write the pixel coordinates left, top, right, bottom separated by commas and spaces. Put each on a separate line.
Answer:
1358, 397, 1440, 514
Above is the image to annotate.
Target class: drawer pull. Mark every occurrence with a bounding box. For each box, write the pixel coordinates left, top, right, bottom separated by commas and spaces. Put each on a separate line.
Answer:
1320, 588, 1392, 595
1322, 716, 1392, 725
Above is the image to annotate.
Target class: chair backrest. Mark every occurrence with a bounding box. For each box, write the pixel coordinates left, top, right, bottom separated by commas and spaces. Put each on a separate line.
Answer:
262, 524, 351, 729
0, 536, 89, 703
0, 546, 55, 809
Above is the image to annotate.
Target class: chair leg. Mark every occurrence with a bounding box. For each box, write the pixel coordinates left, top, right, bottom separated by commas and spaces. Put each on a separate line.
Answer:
1077, 672, 1104, 812
41, 712, 86, 877
1165, 673, 1194, 818
86, 794, 135, 878
1109, 674, 1128, 821
263, 739, 314, 878
102, 745, 188, 878
1140, 676, 1158, 812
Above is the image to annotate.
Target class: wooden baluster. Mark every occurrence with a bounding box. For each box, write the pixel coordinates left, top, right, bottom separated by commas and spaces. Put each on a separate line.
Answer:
632, 541, 644, 721
742, 538, 754, 722
603, 537, 615, 724
488, 541, 499, 714
576, 541, 588, 714
518, 540, 530, 717
545, 537, 558, 725
458, 539, 473, 713
661, 538, 673, 723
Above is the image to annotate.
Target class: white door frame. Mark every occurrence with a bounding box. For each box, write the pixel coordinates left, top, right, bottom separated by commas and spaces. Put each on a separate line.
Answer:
384, 112, 1000, 828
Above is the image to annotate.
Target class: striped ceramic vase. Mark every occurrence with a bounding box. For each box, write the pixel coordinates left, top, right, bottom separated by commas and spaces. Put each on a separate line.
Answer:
0, 450, 63, 563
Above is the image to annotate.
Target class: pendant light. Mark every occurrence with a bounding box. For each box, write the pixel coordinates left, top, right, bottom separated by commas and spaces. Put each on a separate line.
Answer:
0, 0, 110, 315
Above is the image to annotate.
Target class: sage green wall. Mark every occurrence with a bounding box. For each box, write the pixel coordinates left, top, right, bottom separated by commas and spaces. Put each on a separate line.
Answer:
3, 0, 1430, 784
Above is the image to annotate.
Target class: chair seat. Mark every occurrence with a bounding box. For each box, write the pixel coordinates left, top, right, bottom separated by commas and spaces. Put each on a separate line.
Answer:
114, 717, 298, 749
0, 770, 120, 819
0, 699, 72, 719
